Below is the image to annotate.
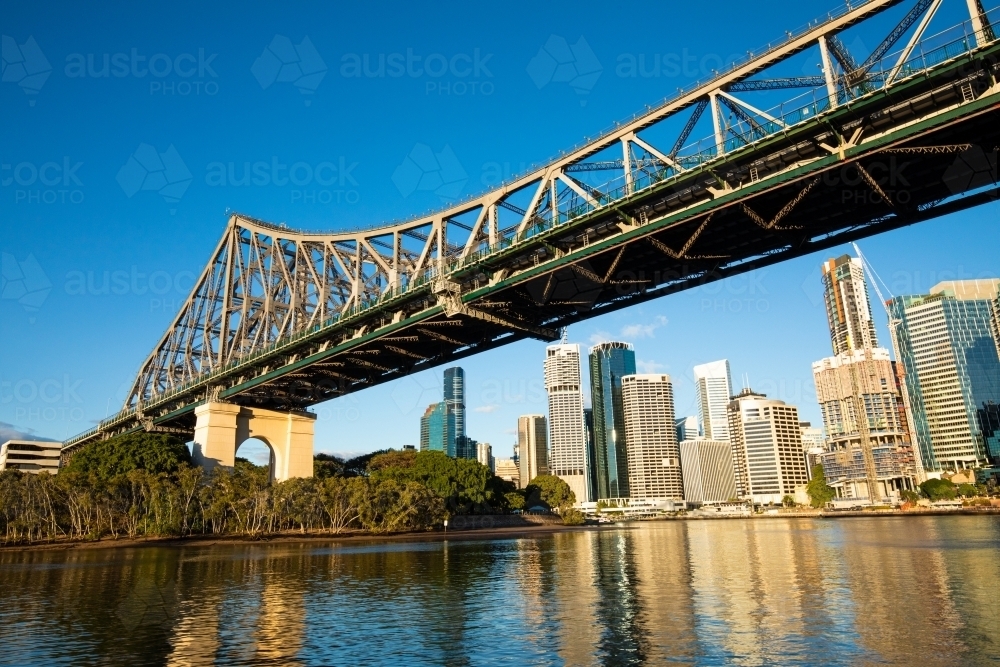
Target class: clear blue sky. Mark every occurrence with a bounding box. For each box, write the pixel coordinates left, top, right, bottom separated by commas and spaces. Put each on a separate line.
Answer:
2, 0, 997, 461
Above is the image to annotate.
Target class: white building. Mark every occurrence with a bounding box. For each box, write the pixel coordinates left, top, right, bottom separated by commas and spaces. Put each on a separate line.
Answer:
544, 343, 590, 503
693, 359, 733, 441
476, 442, 494, 472
679, 440, 737, 503
726, 390, 810, 505
0, 440, 61, 474
517, 415, 548, 487
495, 458, 520, 488
675, 415, 700, 443
621, 374, 683, 500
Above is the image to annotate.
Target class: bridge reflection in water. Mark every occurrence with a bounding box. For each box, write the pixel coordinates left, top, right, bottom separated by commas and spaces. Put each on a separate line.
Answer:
2, 517, 999, 665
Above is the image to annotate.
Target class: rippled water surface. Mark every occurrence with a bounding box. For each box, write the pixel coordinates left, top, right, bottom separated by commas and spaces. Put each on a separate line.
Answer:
2, 516, 999, 666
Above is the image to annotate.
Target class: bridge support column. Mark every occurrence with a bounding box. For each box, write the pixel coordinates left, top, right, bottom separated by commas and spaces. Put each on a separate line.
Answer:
193, 402, 316, 482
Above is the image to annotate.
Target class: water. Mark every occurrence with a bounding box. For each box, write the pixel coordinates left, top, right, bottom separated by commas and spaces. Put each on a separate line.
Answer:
1, 516, 999, 666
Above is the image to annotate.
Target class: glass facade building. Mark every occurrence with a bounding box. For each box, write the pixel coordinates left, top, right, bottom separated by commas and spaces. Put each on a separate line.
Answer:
419, 401, 455, 456
888, 280, 1000, 470
443, 367, 470, 458
589, 341, 636, 499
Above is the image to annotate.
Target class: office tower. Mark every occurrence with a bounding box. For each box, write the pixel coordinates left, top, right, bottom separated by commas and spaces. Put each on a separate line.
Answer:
798, 422, 826, 451
590, 341, 636, 499
888, 279, 1000, 469
545, 343, 590, 503
726, 389, 810, 504
621, 374, 683, 500
675, 415, 700, 443
476, 442, 494, 472
518, 415, 549, 487
495, 458, 520, 487
679, 440, 737, 503
584, 407, 596, 501
693, 359, 732, 441
443, 367, 470, 458
419, 402, 455, 456
822, 254, 878, 355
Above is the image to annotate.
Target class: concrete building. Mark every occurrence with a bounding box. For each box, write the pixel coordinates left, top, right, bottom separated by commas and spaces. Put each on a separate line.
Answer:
675, 415, 700, 444
822, 254, 878, 355
679, 439, 737, 503
476, 442, 494, 472
693, 359, 732, 441
419, 401, 455, 456
518, 415, 549, 487
590, 341, 636, 499
495, 458, 519, 487
544, 343, 590, 503
0, 439, 61, 474
888, 280, 1000, 470
726, 389, 810, 505
621, 374, 683, 500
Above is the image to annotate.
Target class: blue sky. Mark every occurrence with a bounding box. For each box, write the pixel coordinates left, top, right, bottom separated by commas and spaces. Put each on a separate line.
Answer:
2, 0, 998, 461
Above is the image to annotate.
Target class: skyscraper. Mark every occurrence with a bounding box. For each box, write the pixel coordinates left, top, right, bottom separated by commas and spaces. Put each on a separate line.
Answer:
621, 374, 683, 500
693, 360, 732, 441
545, 343, 590, 503
518, 415, 549, 487
888, 280, 1000, 470
590, 342, 636, 499
726, 389, 810, 504
679, 440, 737, 503
443, 367, 470, 458
822, 254, 878, 355
675, 415, 700, 444
419, 402, 455, 456
584, 407, 596, 502
476, 442, 494, 472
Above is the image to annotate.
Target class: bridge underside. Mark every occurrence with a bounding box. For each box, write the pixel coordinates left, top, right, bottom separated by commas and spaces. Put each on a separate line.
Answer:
66, 41, 1000, 450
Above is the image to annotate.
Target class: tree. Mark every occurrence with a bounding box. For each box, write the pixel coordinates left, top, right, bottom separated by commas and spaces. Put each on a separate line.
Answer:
64, 433, 191, 480
920, 478, 957, 501
957, 483, 979, 498
561, 507, 586, 525
525, 475, 575, 511
782, 495, 796, 508
900, 489, 920, 503
370, 450, 502, 514
367, 449, 417, 472
313, 453, 346, 479
806, 465, 836, 508
343, 450, 390, 477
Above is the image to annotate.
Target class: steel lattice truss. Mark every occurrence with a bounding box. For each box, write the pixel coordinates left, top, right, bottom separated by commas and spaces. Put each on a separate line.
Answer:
78, 0, 999, 448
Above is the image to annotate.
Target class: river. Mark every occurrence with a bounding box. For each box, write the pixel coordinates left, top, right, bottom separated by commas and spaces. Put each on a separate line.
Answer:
1, 516, 998, 666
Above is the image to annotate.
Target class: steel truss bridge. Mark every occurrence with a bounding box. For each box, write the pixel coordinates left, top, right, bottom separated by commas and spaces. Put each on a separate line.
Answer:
66, 0, 1000, 451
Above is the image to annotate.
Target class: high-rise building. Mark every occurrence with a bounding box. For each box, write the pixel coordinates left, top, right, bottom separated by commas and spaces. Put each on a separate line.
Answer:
0, 440, 61, 474
495, 458, 520, 487
726, 389, 810, 504
545, 343, 590, 503
888, 280, 1000, 470
621, 374, 683, 500
584, 407, 596, 501
811, 348, 916, 497
419, 402, 455, 456
443, 367, 470, 458
590, 341, 636, 499
476, 442, 494, 472
822, 254, 878, 355
693, 360, 732, 441
518, 415, 549, 487
675, 415, 700, 444
679, 440, 737, 503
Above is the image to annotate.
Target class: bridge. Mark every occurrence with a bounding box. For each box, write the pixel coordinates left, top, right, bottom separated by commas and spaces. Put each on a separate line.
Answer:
64, 0, 1000, 479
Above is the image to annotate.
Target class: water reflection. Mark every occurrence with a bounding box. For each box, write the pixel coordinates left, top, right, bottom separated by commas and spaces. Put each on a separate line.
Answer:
1, 517, 998, 666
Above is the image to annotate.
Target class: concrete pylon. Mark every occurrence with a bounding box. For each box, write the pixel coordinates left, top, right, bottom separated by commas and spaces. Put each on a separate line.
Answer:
192, 402, 316, 482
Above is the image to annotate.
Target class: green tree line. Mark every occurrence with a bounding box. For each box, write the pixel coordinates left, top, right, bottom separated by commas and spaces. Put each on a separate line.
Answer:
0, 433, 581, 545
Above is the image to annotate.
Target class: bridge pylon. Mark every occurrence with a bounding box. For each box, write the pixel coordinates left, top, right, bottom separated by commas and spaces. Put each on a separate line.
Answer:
192, 402, 316, 482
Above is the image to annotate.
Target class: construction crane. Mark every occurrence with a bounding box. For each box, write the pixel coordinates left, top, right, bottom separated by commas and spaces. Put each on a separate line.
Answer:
853, 243, 926, 485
